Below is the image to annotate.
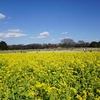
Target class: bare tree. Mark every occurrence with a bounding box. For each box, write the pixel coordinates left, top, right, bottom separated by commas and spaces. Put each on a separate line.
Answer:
77, 40, 89, 47
61, 38, 76, 47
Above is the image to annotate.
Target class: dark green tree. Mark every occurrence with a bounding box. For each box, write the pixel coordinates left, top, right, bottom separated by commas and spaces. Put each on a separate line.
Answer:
89, 41, 99, 47
97, 41, 100, 47
0, 41, 8, 50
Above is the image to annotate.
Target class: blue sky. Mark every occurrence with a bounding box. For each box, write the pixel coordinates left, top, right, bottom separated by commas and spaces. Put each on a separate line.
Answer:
0, 0, 100, 45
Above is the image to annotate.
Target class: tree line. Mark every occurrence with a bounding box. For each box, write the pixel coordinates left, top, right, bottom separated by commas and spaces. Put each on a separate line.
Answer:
0, 38, 100, 50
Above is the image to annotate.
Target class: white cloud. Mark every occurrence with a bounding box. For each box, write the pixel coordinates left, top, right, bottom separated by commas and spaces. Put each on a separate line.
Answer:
0, 13, 6, 19
0, 29, 26, 38
37, 31, 49, 38
62, 32, 68, 34
30, 31, 49, 39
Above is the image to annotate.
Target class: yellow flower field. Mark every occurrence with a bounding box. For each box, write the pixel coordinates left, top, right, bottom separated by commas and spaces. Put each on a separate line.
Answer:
0, 52, 100, 100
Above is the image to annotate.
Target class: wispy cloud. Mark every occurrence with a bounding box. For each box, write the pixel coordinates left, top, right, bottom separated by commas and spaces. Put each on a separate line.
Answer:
0, 13, 6, 19
95, 39, 99, 41
51, 30, 54, 32
59, 37, 71, 40
62, 32, 68, 34
30, 36, 35, 39
51, 39, 55, 41
4, 33, 26, 38
8, 29, 22, 33
4, 22, 8, 24
0, 29, 26, 38
8, 17, 11, 19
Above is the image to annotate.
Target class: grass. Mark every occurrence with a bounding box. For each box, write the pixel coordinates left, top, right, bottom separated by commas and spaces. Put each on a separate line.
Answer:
0, 47, 100, 54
